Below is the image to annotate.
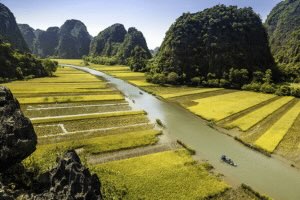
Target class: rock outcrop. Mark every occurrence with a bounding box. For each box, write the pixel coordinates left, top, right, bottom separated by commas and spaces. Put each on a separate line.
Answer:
0, 3, 29, 52
0, 86, 37, 172
90, 23, 151, 59
56, 19, 91, 58
0, 87, 102, 200
34, 150, 102, 200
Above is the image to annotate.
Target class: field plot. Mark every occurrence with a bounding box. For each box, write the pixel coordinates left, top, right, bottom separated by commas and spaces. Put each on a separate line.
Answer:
19, 94, 124, 104
23, 102, 131, 118
225, 97, 294, 131
94, 149, 228, 200
186, 91, 275, 121
254, 101, 300, 153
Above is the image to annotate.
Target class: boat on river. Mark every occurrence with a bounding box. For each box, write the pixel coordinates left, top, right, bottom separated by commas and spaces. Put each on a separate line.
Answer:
221, 155, 237, 167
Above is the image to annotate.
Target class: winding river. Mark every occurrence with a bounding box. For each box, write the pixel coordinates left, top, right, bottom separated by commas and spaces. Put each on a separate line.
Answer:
68, 65, 300, 200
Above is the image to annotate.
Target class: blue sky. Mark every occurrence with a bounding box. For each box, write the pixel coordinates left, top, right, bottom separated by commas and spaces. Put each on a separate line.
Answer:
1, 0, 282, 49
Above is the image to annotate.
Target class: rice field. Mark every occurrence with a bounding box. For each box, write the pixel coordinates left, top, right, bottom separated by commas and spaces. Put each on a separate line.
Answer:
4, 63, 237, 199
186, 91, 275, 121
31, 110, 145, 124
254, 101, 300, 153
226, 97, 294, 131
62, 60, 300, 165
93, 149, 228, 200
18, 94, 124, 104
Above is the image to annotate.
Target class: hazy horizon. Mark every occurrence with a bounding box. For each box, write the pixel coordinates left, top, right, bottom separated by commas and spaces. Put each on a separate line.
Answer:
1, 0, 282, 49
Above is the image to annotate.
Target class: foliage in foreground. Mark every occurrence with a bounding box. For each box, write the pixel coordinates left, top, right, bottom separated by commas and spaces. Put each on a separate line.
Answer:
0, 42, 57, 82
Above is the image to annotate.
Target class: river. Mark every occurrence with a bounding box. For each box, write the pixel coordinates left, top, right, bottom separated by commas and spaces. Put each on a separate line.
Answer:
67, 65, 300, 200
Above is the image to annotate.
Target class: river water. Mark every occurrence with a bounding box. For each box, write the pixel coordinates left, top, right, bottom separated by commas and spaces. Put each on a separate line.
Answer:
69, 65, 300, 200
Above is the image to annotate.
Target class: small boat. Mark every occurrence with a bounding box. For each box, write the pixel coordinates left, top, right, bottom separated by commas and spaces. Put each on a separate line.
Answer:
221, 155, 237, 167
139, 91, 143, 95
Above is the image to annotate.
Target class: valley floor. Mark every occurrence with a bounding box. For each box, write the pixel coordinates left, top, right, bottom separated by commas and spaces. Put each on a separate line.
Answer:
73, 60, 300, 169
1, 65, 269, 199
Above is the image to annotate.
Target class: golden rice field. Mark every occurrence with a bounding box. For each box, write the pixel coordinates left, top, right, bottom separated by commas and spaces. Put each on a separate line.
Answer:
186, 91, 275, 121
53, 59, 300, 166
226, 97, 294, 131
18, 94, 124, 104
4, 63, 239, 199
94, 149, 228, 200
31, 110, 145, 124
254, 101, 300, 153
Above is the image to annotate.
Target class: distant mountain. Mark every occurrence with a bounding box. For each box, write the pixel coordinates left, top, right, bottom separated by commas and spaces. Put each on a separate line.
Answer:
265, 0, 300, 79
18, 20, 91, 58
33, 27, 60, 58
149, 5, 275, 82
56, 19, 91, 58
0, 3, 29, 52
18, 24, 35, 52
89, 23, 151, 69
150, 47, 159, 56
90, 23, 127, 56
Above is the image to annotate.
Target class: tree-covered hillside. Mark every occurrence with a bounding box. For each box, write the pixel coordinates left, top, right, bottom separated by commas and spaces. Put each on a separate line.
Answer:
147, 5, 275, 85
265, 0, 300, 81
0, 3, 29, 52
90, 23, 127, 56
87, 24, 151, 71
0, 40, 57, 81
0, 3, 57, 81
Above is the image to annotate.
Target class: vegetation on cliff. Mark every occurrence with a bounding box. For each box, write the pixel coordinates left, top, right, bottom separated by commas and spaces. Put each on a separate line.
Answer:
146, 5, 276, 88
86, 24, 151, 71
265, 0, 300, 81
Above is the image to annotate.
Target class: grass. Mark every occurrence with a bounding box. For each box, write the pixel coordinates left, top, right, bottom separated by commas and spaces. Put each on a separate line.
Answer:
226, 97, 294, 131
31, 110, 145, 124
93, 149, 228, 200
186, 91, 275, 121
18, 94, 124, 105
24, 129, 161, 173
254, 100, 300, 153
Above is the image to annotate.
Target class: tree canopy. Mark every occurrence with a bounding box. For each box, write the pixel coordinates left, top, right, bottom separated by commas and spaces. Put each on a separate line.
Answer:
148, 5, 275, 82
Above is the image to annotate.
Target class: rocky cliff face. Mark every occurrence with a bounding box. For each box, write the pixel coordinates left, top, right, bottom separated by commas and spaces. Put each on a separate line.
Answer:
0, 3, 29, 52
0, 86, 36, 171
0, 87, 102, 200
90, 23, 127, 56
18, 24, 36, 52
18, 20, 91, 58
89, 23, 151, 65
56, 19, 91, 58
33, 27, 60, 58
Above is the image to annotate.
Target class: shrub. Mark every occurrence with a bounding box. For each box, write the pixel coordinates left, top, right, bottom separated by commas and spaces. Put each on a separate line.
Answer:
275, 85, 291, 96
219, 79, 230, 88
260, 83, 276, 93
207, 79, 219, 87
151, 73, 167, 85
190, 77, 201, 86
290, 87, 300, 97
242, 82, 262, 92
167, 72, 179, 84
